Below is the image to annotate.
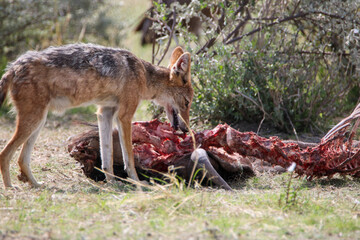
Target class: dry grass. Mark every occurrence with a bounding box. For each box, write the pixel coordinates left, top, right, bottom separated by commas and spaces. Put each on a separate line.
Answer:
0, 116, 359, 239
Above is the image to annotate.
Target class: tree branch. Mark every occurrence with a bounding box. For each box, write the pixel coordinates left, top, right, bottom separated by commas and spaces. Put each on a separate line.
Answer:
224, 8, 251, 43
225, 9, 359, 45
196, 37, 217, 55
225, 12, 309, 45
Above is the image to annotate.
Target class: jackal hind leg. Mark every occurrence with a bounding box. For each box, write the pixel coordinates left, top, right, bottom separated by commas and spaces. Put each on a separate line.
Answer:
17, 114, 47, 187
97, 106, 117, 183
0, 108, 48, 188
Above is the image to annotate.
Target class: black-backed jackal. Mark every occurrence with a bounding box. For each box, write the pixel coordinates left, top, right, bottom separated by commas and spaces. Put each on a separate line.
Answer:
0, 44, 193, 188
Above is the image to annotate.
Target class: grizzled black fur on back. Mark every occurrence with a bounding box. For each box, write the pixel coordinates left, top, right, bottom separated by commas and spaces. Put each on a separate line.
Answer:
10, 43, 140, 78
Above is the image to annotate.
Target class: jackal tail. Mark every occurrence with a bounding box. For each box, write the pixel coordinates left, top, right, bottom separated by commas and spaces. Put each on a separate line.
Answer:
0, 69, 13, 106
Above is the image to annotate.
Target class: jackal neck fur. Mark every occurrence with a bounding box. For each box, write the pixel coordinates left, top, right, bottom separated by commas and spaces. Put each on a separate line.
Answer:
140, 60, 171, 99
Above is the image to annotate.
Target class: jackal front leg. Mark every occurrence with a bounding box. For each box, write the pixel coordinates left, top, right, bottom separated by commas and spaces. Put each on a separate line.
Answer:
97, 106, 117, 183
116, 118, 140, 182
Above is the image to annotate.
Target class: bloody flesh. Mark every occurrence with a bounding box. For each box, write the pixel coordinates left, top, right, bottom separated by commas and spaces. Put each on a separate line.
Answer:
69, 118, 360, 184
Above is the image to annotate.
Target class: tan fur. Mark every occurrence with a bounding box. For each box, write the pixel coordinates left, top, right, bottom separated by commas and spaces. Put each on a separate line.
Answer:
0, 44, 193, 188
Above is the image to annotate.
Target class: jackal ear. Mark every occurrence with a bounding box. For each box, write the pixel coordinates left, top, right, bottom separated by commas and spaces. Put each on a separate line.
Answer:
168, 46, 184, 68
170, 53, 191, 81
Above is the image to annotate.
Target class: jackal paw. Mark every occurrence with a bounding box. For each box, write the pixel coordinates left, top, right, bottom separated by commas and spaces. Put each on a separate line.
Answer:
30, 182, 44, 189
139, 180, 150, 186
103, 180, 123, 188
5, 185, 21, 191
134, 180, 150, 191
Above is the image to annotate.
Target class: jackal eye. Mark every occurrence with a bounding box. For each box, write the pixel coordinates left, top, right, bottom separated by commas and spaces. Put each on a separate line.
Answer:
182, 76, 187, 85
184, 98, 190, 108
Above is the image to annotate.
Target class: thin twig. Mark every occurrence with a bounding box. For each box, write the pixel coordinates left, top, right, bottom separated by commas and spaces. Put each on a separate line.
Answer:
285, 171, 294, 205
157, 7, 176, 65
177, 114, 199, 189
283, 107, 299, 142
226, 12, 309, 45
256, 91, 266, 134
235, 90, 272, 120
257, 114, 266, 134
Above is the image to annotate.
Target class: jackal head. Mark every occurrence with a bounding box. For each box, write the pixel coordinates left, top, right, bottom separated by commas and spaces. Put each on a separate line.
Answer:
164, 47, 194, 132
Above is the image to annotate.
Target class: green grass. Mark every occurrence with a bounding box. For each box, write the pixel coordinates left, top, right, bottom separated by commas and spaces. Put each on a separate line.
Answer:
0, 119, 359, 239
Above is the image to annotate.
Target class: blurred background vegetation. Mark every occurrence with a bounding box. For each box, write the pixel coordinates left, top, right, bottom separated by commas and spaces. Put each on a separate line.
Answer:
1, 0, 360, 135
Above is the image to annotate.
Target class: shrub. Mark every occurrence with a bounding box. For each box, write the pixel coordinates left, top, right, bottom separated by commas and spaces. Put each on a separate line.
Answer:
149, 0, 360, 133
